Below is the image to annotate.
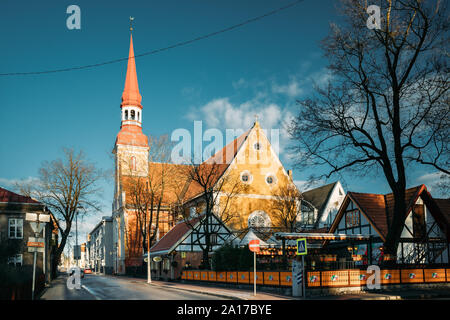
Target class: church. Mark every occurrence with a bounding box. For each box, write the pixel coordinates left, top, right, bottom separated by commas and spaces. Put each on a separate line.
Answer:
111, 33, 342, 275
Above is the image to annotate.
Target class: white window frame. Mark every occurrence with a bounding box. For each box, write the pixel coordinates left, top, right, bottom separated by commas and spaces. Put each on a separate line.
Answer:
8, 254, 23, 267
8, 218, 23, 239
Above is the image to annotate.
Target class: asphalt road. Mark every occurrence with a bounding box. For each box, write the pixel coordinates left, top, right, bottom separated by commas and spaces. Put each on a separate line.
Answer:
40, 273, 229, 300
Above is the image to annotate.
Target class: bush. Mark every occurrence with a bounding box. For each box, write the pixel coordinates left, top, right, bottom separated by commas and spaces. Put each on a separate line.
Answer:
212, 244, 253, 271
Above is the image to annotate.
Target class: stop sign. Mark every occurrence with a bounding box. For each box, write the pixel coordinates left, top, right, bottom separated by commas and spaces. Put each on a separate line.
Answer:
249, 240, 260, 253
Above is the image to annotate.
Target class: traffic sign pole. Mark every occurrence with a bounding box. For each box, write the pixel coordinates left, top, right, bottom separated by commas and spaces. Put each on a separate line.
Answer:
31, 246, 37, 300
302, 255, 305, 298
248, 240, 260, 297
253, 251, 256, 296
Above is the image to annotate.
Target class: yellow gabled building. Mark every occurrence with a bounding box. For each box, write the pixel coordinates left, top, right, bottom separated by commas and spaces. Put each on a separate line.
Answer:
183, 120, 299, 233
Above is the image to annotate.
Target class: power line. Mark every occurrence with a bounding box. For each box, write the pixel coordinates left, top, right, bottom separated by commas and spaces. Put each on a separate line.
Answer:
0, 0, 304, 76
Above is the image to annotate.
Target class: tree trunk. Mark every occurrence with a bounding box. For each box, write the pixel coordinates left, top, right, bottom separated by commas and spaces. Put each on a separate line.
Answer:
383, 188, 407, 260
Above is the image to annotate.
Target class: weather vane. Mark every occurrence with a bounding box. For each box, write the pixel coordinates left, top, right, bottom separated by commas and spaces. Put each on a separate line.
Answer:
255, 114, 259, 123
129, 16, 135, 32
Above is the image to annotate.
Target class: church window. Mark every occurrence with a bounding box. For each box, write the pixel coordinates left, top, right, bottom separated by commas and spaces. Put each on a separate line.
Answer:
254, 142, 261, 150
248, 210, 271, 229
138, 112, 140, 121
131, 110, 135, 120
240, 171, 252, 184
125, 110, 128, 120
265, 174, 277, 185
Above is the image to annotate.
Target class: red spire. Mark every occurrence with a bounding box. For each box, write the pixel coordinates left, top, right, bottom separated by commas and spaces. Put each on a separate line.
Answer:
121, 34, 142, 108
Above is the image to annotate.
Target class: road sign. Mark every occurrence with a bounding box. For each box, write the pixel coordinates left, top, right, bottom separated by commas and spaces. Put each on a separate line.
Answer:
296, 238, 307, 255
30, 222, 44, 234
249, 240, 260, 253
26, 213, 38, 221
38, 214, 51, 223
73, 245, 81, 260
27, 237, 44, 247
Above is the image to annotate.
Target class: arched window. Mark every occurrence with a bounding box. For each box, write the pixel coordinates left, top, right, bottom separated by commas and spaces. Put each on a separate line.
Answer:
138, 112, 140, 121
248, 210, 271, 229
125, 110, 128, 120
131, 110, 135, 120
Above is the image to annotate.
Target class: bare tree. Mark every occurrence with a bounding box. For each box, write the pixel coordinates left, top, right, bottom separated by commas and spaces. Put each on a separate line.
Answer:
271, 183, 303, 232
288, 0, 449, 257
179, 160, 248, 269
123, 135, 178, 262
17, 148, 104, 278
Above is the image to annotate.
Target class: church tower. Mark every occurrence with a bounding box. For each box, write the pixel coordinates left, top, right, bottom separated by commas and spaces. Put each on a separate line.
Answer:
113, 32, 149, 210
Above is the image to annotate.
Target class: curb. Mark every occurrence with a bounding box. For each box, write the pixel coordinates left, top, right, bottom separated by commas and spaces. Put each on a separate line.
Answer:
146, 282, 246, 300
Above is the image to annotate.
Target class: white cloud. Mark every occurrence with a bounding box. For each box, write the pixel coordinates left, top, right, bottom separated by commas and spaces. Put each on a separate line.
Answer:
272, 77, 303, 98
416, 171, 442, 186
0, 176, 39, 190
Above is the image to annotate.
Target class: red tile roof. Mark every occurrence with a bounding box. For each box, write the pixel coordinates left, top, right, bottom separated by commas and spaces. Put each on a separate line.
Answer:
0, 186, 40, 204
345, 185, 424, 239
183, 129, 251, 201
331, 185, 450, 241
150, 217, 201, 254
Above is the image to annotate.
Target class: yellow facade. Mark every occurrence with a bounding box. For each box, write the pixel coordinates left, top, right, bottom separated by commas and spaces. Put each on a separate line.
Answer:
217, 122, 298, 231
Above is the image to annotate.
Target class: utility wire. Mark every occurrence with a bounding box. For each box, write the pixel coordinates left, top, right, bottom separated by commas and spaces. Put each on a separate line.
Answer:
0, 0, 304, 76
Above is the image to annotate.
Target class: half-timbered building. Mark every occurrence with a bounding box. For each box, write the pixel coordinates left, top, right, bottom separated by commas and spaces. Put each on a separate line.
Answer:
149, 214, 234, 280
329, 184, 449, 265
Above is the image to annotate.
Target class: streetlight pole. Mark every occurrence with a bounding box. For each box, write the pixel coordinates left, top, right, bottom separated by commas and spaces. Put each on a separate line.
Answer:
147, 233, 152, 283
76, 211, 79, 267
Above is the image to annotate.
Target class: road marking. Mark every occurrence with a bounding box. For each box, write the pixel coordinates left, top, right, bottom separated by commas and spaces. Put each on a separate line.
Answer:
81, 285, 102, 300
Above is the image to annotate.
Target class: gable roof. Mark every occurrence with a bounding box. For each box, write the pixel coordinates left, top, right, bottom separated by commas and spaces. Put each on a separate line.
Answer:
149, 217, 201, 255
182, 128, 251, 202
302, 182, 338, 214
149, 213, 234, 255
330, 184, 450, 241
0, 186, 40, 204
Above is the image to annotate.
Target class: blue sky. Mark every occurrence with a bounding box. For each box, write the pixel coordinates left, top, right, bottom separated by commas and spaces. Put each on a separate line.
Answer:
0, 0, 442, 243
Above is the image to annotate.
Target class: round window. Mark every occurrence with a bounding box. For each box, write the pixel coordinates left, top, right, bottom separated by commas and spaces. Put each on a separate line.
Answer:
265, 174, 277, 185
240, 171, 252, 184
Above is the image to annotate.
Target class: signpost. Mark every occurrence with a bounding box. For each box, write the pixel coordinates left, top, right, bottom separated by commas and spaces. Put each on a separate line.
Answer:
248, 240, 260, 296
26, 212, 50, 300
293, 238, 307, 298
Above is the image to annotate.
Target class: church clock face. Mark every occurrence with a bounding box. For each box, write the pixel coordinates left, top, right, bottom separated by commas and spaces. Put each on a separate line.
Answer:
248, 210, 271, 228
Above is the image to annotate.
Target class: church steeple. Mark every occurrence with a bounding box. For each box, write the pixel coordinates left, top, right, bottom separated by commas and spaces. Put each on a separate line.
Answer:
121, 33, 142, 109
115, 28, 148, 148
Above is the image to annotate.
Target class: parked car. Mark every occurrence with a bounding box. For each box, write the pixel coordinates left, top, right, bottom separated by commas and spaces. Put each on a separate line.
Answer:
84, 268, 92, 274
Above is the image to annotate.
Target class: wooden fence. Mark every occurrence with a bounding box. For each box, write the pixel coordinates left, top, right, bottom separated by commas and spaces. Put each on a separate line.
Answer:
181, 268, 450, 288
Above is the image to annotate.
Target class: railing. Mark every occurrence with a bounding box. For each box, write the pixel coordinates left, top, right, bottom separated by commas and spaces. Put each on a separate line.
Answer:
181, 270, 293, 287
180, 267, 450, 289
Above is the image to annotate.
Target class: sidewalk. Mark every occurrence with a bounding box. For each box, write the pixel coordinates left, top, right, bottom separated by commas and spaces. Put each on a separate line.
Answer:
107, 274, 450, 300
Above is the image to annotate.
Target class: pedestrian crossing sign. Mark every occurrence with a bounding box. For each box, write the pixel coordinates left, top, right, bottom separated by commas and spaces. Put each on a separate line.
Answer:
296, 238, 307, 255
